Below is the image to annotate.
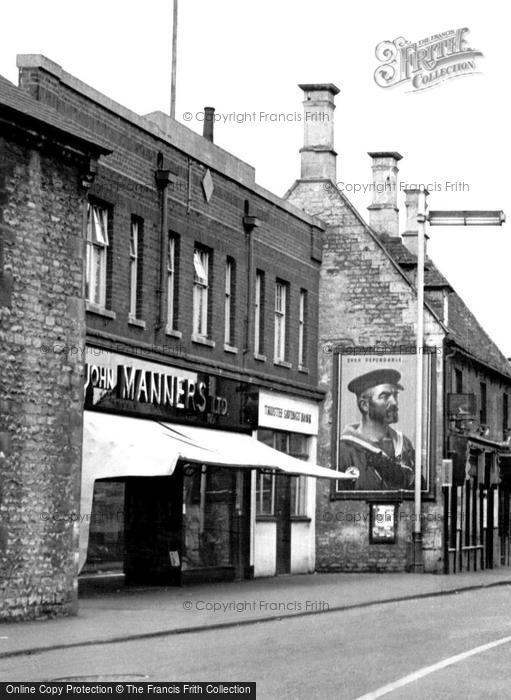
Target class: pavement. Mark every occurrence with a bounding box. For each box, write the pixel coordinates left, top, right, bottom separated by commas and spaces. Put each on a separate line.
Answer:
1, 568, 511, 659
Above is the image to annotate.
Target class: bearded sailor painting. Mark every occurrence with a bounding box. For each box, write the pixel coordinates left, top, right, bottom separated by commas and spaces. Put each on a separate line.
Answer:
338, 369, 416, 490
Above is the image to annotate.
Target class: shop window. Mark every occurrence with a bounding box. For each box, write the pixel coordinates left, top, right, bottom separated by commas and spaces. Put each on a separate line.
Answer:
256, 429, 309, 517
193, 246, 210, 337
129, 217, 143, 320
167, 233, 179, 331
182, 466, 237, 570
86, 201, 110, 308
254, 270, 265, 355
256, 471, 275, 516
83, 480, 125, 574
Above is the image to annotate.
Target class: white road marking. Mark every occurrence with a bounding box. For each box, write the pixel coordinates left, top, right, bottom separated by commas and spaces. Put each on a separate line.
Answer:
354, 634, 511, 700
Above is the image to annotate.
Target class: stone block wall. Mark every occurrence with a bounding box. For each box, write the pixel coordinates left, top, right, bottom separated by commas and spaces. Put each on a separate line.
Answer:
0, 135, 87, 620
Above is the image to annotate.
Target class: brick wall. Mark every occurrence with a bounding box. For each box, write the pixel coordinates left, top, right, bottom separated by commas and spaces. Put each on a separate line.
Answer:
287, 180, 446, 573
0, 135, 87, 620
18, 60, 323, 399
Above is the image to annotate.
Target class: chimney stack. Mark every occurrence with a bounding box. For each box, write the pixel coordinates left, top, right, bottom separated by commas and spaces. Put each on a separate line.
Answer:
402, 188, 429, 256
203, 106, 215, 142
298, 83, 340, 182
367, 152, 402, 237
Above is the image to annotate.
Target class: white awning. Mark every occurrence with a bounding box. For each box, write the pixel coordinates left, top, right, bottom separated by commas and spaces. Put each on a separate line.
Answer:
79, 411, 354, 571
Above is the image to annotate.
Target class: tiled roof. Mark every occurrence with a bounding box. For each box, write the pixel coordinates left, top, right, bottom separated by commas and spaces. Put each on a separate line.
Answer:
0, 73, 109, 153
377, 233, 511, 379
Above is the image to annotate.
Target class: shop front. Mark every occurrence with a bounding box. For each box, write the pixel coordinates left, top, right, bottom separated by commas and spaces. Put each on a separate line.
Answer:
79, 347, 350, 588
445, 433, 511, 572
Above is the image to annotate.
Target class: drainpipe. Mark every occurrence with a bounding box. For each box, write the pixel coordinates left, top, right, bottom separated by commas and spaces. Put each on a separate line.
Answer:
155, 167, 176, 332
242, 214, 260, 362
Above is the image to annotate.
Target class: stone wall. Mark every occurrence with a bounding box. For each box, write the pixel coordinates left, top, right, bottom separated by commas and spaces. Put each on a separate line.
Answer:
0, 134, 87, 620
287, 179, 446, 573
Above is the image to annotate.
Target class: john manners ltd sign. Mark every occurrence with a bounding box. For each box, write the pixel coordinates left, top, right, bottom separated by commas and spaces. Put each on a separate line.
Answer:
84, 347, 258, 429
374, 28, 483, 92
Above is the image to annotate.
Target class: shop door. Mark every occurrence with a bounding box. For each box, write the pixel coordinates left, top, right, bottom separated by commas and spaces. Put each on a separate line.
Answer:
275, 473, 291, 575
124, 476, 182, 585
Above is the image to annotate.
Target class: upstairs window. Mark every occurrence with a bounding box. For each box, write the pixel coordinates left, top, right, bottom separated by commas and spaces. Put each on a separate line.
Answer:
274, 280, 288, 362
129, 218, 143, 319
298, 289, 308, 368
224, 257, 235, 346
167, 234, 179, 331
193, 246, 210, 337
86, 202, 109, 308
480, 382, 487, 426
254, 270, 265, 356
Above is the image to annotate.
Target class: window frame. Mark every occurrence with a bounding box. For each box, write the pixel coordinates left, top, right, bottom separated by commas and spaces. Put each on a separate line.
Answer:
224, 257, 235, 346
298, 288, 308, 368
274, 280, 288, 363
193, 246, 210, 338
128, 217, 142, 319
254, 270, 265, 356
86, 201, 110, 308
166, 233, 179, 332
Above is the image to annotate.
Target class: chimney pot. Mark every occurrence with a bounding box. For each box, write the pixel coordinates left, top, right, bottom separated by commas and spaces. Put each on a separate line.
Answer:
203, 106, 215, 142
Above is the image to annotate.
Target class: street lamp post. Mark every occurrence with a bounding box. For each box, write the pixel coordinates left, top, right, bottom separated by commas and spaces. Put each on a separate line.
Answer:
411, 206, 505, 574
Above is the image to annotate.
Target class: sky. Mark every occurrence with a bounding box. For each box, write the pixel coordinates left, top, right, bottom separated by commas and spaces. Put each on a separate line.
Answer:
2, 0, 509, 355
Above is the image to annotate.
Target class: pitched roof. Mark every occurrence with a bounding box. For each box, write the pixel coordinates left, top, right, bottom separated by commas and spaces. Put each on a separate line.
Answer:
377, 233, 511, 379
0, 72, 110, 154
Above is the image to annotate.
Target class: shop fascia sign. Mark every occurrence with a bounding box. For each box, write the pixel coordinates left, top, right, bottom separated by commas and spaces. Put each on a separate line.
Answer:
85, 351, 228, 416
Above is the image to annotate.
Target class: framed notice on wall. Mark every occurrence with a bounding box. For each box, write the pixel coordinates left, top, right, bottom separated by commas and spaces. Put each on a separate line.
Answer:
332, 352, 435, 499
369, 503, 397, 544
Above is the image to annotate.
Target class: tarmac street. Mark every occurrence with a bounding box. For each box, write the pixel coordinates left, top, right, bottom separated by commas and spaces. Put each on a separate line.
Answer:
1, 570, 511, 698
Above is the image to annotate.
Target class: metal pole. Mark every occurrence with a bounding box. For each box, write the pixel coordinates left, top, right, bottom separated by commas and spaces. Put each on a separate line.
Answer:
412, 191, 426, 573
170, 0, 178, 119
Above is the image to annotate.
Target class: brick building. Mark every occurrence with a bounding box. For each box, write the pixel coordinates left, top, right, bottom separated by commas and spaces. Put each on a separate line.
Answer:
286, 83, 511, 574
0, 75, 109, 619
1, 55, 352, 618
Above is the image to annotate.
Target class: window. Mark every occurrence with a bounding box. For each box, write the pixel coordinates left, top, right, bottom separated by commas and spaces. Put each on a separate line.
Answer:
193, 246, 210, 337
224, 257, 235, 346
503, 393, 509, 438
480, 382, 487, 425
129, 218, 143, 319
454, 368, 463, 394
256, 472, 275, 516
86, 202, 109, 307
298, 289, 308, 368
256, 429, 309, 517
167, 234, 179, 331
254, 270, 265, 355
274, 280, 288, 362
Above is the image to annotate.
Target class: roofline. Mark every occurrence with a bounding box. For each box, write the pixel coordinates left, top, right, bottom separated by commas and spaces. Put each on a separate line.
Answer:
16, 54, 323, 230
446, 337, 511, 383
285, 178, 448, 333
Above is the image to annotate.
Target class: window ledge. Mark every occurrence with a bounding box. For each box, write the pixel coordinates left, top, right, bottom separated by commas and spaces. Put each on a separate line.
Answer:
224, 344, 238, 354
191, 334, 215, 348
290, 515, 312, 523
86, 302, 116, 320
298, 365, 309, 374
274, 359, 292, 369
254, 353, 267, 362
128, 316, 146, 329
256, 515, 277, 523
165, 327, 182, 339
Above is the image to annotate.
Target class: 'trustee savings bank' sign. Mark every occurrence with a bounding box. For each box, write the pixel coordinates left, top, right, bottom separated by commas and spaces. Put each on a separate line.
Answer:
84, 347, 257, 429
